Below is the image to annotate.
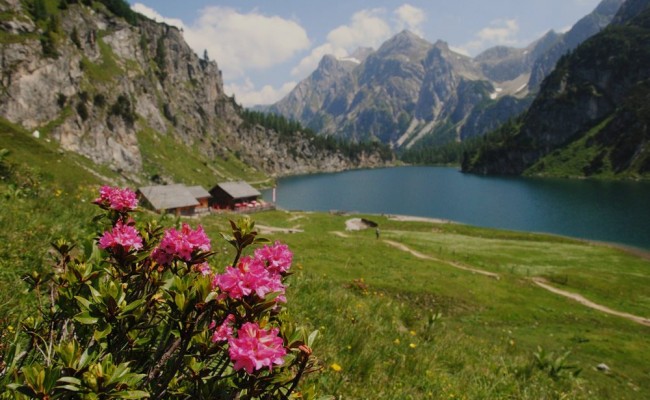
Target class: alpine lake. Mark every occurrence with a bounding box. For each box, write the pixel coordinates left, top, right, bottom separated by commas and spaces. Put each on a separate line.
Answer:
263, 166, 650, 250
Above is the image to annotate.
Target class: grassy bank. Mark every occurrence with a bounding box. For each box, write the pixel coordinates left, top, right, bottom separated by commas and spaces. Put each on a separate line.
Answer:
1, 173, 648, 398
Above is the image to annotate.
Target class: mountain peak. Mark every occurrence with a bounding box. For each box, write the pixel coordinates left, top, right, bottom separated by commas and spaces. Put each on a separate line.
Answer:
376, 30, 432, 60
433, 39, 450, 50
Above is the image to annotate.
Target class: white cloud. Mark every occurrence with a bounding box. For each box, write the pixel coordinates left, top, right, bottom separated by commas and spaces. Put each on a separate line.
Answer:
394, 4, 426, 36
326, 9, 392, 51
225, 79, 297, 107
457, 19, 521, 55
192, 7, 310, 78
291, 43, 349, 78
292, 5, 426, 79
132, 3, 310, 82
132, 3, 185, 29
131, 3, 310, 107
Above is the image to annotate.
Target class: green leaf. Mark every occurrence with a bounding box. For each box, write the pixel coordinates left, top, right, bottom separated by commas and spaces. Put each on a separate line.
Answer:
57, 376, 82, 385
93, 324, 112, 341
111, 390, 150, 399
120, 298, 145, 315
74, 295, 92, 310
307, 329, 320, 348
56, 384, 81, 392
204, 291, 217, 303
174, 292, 186, 312
74, 312, 99, 325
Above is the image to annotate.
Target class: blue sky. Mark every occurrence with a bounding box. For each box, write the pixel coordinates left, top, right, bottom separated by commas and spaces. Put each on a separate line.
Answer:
127, 0, 603, 106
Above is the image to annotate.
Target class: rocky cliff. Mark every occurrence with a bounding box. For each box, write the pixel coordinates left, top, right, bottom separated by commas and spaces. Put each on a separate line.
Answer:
462, 0, 650, 178
0, 0, 389, 181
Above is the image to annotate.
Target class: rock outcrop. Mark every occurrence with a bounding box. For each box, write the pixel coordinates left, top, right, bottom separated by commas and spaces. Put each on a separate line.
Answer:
0, 0, 388, 181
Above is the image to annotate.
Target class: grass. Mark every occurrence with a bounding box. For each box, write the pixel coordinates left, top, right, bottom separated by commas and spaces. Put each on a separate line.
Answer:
80, 36, 124, 84
135, 125, 269, 187
0, 154, 649, 398
0, 118, 113, 189
215, 211, 650, 399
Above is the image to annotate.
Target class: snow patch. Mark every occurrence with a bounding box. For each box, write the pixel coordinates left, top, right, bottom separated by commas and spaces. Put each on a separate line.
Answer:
338, 56, 361, 64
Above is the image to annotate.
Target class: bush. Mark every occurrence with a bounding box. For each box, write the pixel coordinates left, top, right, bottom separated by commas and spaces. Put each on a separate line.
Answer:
0, 186, 320, 399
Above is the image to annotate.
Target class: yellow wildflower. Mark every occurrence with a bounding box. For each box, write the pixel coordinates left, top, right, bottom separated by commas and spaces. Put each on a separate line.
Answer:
330, 363, 342, 372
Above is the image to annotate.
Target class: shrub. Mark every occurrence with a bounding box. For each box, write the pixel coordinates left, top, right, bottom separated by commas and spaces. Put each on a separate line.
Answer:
0, 186, 320, 399
109, 95, 136, 125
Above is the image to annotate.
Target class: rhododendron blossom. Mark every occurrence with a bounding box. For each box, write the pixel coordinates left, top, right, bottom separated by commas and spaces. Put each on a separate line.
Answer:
151, 223, 211, 266
228, 322, 286, 374
254, 241, 293, 275
94, 185, 138, 212
213, 256, 285, 301
194, 262, 212, 276
98, 220, 143, 251
211, 314, 235, 343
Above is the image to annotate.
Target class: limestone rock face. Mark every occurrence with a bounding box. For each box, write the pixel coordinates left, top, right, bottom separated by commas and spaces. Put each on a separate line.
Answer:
0, 1, 384, 179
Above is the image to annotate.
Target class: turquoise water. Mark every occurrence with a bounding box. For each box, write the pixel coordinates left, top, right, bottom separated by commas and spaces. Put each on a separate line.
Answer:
262, 166, 650, 250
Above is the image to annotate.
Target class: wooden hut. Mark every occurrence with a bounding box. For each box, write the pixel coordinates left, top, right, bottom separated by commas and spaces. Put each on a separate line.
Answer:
209, 181, 262, 211
138, 184, 200, 216
186, 185, 212, 213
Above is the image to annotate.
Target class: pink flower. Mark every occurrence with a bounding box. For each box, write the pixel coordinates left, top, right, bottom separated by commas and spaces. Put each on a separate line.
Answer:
182, 224, 211, 252
211, 314, 235, 343
151, 223, 212, 266
212, 256, 285, 301
254, 241, 292, 275
98, 220, 143, 251
194, 262, 212, 276
228, 322, 286, 374
94, 186, 138, 212
212, 265, 248, 299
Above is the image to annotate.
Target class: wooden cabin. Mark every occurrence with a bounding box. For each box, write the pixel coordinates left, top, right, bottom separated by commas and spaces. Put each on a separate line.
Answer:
186, 185, 212, 214
209, 181, 265, 211
138, 184, 200, 216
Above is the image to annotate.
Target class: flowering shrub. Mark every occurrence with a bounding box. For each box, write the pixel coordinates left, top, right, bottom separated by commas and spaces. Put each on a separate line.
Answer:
0, 186, 321, 399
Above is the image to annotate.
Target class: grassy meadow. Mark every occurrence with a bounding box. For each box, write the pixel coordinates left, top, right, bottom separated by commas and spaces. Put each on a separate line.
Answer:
1, 126, 649, 399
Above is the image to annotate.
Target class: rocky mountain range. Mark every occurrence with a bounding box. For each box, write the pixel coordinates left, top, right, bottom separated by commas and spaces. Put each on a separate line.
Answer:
0, 0, 390, 182
269, 0, 624, 152
462, 0, 650, 178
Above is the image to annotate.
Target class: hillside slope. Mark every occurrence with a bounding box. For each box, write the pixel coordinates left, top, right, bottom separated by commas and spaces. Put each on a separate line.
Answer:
462, 0, 650, 178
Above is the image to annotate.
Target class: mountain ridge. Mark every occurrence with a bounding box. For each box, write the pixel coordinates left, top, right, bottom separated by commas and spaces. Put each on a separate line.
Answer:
269, 0, 624, 155
462, 0, 650, 178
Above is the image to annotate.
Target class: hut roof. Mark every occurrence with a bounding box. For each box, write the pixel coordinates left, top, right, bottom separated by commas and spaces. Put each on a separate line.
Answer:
138, 184, 199, 211
213, 181, 261, 199
186, 185, 212, 199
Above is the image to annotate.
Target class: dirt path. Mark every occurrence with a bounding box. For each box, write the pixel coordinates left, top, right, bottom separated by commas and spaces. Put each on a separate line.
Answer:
383, 239, 500, 280
331, 231, 350, 238
531, 277, 650, 327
